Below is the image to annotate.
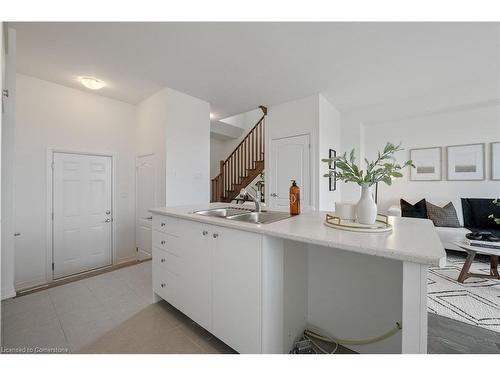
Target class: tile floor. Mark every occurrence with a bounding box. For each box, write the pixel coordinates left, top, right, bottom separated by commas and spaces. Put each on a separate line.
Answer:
3, 260, 498, 354
0, 261, 234, 354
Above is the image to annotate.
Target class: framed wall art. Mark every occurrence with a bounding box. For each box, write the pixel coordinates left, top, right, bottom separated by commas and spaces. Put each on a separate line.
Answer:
446, 143, 485, 181
492, 142, 500, 180
329, 149, 336, 191
409, 147, 442, 181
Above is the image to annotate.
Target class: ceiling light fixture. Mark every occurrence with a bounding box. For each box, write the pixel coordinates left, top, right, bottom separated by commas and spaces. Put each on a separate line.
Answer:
210, 113, 215, 119
79, 76, 106, 90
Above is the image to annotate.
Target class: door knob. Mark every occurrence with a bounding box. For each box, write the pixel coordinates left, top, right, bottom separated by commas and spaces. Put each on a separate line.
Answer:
160, 258, 165, 263
161, 283, 166, 288
106, 210, 111, 215
104, 218, 111, 223
271, 193, 278, 197
161, 240, 166, 245
213, 233, 219, 239
202, 230, 208, 236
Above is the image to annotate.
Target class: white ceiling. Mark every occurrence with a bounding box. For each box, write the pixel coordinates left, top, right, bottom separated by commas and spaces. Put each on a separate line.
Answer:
11, 22, 500, 118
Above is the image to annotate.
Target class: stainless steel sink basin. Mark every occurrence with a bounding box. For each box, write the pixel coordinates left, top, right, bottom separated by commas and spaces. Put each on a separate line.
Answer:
226, 211, 291, 224
193, 207, 253, 218
193, 207, 291, 224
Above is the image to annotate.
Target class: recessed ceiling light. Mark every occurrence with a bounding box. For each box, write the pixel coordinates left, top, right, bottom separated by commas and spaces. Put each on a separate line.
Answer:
79, 76, 106, 90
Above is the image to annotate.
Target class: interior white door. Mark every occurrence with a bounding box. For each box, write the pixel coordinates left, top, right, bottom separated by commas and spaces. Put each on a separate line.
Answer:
136, 154, 155, 260
270, 134, 311, 209
53, 152, 112, 279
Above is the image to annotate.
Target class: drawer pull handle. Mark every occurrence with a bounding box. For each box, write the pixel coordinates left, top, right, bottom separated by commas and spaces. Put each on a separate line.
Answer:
161, 240, 166, 245
213, 233, 219, 239
160, 258, 166, 263
202, 230, 208, 236
161, 283, 166, 288
161, 223, 166, 227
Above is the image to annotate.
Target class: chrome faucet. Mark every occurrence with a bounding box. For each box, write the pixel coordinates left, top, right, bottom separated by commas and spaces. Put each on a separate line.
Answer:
239, 188, 262, 212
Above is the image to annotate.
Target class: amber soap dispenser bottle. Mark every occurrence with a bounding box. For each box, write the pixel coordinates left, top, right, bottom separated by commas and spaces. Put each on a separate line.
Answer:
289, 180, 300, 215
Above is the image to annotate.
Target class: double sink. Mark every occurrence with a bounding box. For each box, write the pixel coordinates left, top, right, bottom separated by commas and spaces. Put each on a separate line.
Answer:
193, 207, 291, 224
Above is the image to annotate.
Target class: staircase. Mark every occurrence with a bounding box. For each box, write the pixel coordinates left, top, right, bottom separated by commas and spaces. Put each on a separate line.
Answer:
211, 106, 267, 202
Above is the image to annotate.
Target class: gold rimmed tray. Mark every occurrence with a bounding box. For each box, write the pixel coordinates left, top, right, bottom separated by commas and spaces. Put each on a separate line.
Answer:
324, 213, 392, 233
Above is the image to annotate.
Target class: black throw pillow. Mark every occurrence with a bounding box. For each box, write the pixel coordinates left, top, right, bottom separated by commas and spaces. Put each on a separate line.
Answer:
461, 198, 500, 229
400, 199, 427, 219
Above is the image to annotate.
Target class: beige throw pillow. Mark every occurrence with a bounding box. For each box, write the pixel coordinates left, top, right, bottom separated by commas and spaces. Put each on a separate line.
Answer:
426, 201, 461, 228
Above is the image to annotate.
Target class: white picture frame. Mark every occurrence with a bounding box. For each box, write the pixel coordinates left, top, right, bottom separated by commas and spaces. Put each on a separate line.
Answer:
446, 143, 485, 181
492, 142, 500, 180
409, 147, 442, 181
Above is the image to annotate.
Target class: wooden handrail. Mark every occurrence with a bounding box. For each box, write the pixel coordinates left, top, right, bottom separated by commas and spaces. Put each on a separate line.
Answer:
223, 114, 265, 165
211, 106, 267, 202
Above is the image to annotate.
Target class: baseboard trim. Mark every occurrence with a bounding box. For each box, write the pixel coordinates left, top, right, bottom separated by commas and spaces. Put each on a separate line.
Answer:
1, 286, 17, 301
14, 258, 151, 298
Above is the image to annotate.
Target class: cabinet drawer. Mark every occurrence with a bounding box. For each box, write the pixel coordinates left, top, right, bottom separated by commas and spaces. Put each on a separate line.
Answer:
153, 215, 179, 235
153, 230, 180, 255
153, 247, 180, 276
153, 267, 178, 307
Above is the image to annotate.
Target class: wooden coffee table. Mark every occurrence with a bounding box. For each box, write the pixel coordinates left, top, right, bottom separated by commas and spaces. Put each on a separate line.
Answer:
455, 242, 500, 283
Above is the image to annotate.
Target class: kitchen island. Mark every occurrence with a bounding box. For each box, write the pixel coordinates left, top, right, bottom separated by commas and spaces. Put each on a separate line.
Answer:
150, 203, 446, 354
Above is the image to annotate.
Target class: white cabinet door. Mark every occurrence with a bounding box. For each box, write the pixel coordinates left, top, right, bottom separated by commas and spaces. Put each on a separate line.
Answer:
53, 152, 112, 279
269, 134, 311, 209
212, 226, 262, 353
177, 219, 212, 330
136, 154, 156, 260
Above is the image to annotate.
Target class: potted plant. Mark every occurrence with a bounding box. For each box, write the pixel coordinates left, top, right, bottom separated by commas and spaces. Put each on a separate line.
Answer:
322, 142, 414, 224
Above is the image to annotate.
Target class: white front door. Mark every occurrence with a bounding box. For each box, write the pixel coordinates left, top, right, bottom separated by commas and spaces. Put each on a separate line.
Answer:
136, 154, 156, 260
53, 152, 112, 279
269, 134, 311, 209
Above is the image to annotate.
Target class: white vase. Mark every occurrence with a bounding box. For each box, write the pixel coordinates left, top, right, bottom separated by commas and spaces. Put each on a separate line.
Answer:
356, 186, 377, 224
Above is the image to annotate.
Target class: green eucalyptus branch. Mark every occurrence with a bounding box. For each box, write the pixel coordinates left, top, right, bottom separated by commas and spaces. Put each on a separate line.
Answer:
488, 199, 500, 225
321, 142, 415, 187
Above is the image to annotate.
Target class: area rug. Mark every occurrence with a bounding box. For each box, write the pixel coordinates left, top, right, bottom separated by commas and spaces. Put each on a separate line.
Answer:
428, 252, 500, 333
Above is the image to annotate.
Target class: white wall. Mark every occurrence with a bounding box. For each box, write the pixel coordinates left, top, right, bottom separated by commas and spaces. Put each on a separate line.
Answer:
220, 108, 262, 133
136, 89, 167, 208
1, 27, 16, 299
210, 120, 243, 141
14, 74, 137, 289
136, 87, 210, 207
363, 104, 500, 213
266, 95, 319, 210
164, 88, 210, 206
266, 94, 342, 211
339, 113, 366, 204
210, 137, 227, 179
318, 94, 341, 211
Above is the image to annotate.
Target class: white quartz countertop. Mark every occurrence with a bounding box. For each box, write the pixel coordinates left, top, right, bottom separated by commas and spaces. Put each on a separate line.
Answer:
150, 203, 446, 266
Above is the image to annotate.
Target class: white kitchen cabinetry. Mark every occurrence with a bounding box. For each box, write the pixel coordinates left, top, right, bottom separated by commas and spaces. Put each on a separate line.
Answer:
152, 246, 180, 309
177, 220, 212, 331
152, 215, 183, 311
211, 226, 262, 354
152, 215, 263, 353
